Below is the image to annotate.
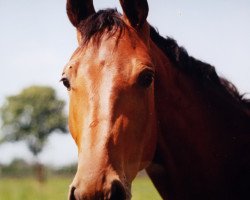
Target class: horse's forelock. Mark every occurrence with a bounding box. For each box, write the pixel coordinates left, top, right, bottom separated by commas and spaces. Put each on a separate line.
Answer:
77, 9, 126, 46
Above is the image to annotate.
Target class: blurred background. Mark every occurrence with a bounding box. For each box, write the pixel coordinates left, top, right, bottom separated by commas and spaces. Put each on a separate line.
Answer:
0, 0, 249, 199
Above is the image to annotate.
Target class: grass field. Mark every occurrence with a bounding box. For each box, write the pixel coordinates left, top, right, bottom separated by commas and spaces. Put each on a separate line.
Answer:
0, 176, 161, 200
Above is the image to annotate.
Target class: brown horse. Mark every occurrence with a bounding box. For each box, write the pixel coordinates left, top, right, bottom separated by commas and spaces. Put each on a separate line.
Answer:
61, 0, 250, 199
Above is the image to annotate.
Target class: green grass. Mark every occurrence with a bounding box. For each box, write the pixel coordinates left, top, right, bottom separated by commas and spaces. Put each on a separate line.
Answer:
132, 176, 162, 200
0, 177, 70, 200
0, 176, 161, 200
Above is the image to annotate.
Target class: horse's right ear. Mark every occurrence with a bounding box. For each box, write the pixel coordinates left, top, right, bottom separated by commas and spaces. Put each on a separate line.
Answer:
66, 0, 95, 28
119, 0, 149, 28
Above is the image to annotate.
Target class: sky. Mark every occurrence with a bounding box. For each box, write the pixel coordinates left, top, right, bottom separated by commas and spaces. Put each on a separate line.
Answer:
0, 0, 249, 167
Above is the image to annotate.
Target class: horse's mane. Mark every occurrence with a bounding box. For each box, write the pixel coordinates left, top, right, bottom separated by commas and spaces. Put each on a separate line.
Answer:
77, 9, 250, 114
149, 27, 250, 114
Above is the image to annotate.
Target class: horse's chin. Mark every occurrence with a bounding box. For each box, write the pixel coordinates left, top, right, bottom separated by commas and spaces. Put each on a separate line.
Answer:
123, 183, 132, 200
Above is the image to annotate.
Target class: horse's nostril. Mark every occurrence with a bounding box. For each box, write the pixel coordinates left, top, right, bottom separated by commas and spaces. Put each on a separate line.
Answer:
110, 180, 126, 200
69, 186, 76, 200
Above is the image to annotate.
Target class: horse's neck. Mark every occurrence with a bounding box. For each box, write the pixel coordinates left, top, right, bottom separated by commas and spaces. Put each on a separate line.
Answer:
149, 42, 250, 199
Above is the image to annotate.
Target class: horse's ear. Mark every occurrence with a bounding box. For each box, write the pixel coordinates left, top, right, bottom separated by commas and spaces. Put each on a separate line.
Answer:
66, 0, 95, 28
119, 0, 149, 28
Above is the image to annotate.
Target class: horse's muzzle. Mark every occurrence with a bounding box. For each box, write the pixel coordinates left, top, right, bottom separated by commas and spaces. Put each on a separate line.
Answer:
69, 180, 126, 200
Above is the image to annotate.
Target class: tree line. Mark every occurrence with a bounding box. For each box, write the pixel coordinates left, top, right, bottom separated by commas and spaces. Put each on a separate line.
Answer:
0, 158, 76, 178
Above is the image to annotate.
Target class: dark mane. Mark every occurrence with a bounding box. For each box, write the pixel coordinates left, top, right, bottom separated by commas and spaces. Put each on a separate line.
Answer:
77, 9, 250, 114
149, 26, 250, 114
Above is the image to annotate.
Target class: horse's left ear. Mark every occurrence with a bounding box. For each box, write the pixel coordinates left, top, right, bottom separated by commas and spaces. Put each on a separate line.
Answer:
119, 0, 149, 28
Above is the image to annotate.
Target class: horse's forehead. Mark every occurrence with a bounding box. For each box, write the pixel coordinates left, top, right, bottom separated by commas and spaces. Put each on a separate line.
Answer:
65, 29, 153, 92
86, 34, 137, 60
76, 33, 146, 69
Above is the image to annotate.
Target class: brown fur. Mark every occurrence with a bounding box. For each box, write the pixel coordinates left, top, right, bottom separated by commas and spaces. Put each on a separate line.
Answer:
63, 3, 250, 200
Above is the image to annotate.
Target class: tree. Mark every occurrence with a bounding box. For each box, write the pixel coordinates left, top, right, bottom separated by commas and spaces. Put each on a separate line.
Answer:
0, 86, 67, 180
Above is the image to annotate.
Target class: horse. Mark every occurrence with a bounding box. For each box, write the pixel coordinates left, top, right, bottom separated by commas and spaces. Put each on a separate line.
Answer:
61, 0, 250, 199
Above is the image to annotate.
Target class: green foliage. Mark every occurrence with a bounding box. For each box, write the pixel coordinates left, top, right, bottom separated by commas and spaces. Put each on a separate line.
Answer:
0, 86, 67, 156
0, 161, 76, 178
0, 158, 32, 178
52, 163, 77, 177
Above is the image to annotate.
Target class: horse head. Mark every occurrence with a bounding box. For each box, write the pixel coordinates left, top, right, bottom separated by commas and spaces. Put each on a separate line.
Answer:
62, 0, 157, 199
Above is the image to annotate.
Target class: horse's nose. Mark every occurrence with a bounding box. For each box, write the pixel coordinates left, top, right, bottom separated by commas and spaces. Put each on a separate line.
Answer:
69, 187, 77, 200
110, 180, 126, 200
69, 180, 126, 200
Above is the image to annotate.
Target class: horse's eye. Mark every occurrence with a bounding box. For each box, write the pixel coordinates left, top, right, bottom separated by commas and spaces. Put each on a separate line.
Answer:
60, 77, 71, 91
137, 70, 154, 88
